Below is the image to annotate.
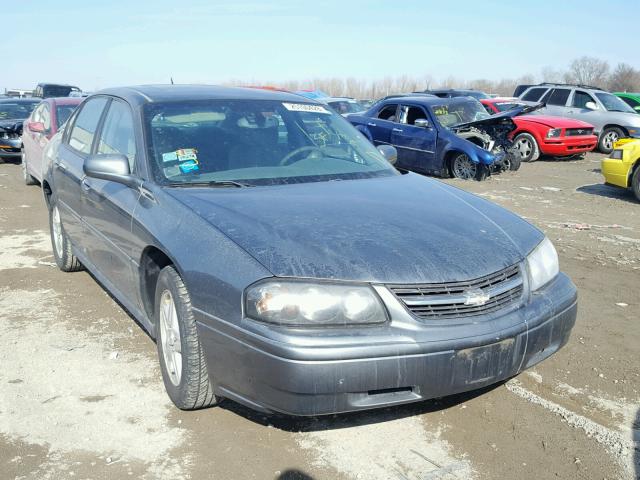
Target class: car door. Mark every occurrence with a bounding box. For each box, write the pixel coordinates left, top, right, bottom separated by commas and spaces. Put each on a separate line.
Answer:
391, 104, 437, 172
366, 103, 399, 147
23, 103, 44, 168
567, 90, 601, 130
53, 96, 109, 247
80, 97, 141, 303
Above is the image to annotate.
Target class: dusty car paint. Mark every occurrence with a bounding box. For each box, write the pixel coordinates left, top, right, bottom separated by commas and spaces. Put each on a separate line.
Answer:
43, 85, 578, 416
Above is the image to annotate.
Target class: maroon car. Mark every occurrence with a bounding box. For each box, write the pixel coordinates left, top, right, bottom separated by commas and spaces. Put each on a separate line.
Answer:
22, 97, 83, 184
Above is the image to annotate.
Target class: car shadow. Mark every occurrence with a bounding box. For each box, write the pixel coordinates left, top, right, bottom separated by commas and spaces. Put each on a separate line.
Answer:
576, 183, 638, 203
276, 470, 315, 480
219, 382, 502, 433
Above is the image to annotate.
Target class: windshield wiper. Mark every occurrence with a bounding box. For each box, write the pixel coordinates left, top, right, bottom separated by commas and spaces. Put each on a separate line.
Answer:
167, 180, 252, 188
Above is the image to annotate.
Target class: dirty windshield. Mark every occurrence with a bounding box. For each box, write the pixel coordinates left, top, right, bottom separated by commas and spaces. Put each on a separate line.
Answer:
431, 100, 491, 127
145, 99, 398, 186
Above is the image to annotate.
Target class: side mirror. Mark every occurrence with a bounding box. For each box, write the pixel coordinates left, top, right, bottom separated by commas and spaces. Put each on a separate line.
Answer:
28, 121, 46, 133
377, 145, 398, 165
584, 101, 598, 110
413, 118, 430, 128
83, 154, 139, 188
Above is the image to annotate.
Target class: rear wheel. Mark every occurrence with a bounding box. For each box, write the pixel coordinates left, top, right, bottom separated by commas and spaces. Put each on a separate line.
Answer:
155, 265, 219, 410
598, 127, 623, 154
49, 201, 83, 272
631, 165, 640, 202
22, 150, 37, 186
513, 133, 539, 162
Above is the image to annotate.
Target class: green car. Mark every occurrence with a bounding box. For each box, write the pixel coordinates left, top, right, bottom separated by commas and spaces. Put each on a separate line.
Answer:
614, 92, 640, 113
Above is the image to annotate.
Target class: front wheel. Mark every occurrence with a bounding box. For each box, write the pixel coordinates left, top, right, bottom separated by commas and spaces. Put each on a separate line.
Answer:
632, 166, 640, 202
513, 133, 539, 162
451, 153, 487, 181
49, 202, 83, 272
504, 151, 522, 171
598, 127, 623, 154
22, 150, 38, 186
155, 265, 219, 410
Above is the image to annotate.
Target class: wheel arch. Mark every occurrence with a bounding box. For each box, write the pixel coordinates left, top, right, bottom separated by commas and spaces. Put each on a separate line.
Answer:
601, 124, 628, 138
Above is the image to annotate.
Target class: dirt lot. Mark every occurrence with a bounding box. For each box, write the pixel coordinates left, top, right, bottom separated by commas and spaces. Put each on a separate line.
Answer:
0, 153, 638, 480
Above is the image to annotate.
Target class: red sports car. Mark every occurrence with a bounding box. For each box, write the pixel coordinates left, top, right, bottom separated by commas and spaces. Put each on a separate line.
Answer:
481, 98, 597, 162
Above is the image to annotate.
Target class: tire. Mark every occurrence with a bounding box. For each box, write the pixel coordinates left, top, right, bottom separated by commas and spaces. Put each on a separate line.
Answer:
49, 201, 83, 272
506, 151, 521, 171
451, 152, 482, 180
513, 133, 539, 162
631, 165, 640, 202
598, 127, 623, 154
155, 265, 219, 410
22, 150, 37, 186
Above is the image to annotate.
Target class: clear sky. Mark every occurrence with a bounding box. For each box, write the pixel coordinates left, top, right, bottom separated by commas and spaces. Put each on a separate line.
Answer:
4, 0, 639, 92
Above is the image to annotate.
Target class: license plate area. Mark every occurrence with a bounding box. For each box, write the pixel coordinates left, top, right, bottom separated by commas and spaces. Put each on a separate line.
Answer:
454, 338, 516, 386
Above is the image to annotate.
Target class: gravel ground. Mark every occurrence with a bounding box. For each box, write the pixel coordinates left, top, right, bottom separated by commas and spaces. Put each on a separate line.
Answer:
0, 152, 638, 480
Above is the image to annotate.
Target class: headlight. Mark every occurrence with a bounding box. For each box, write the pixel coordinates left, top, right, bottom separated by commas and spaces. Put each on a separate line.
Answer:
547, 128, 562, 138
245, 280, 387, 326
526, 237, 559, 291
609, 149, 624, 160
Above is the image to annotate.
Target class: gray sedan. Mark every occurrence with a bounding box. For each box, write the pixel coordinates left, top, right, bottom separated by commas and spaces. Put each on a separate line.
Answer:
42, 85, 577, 415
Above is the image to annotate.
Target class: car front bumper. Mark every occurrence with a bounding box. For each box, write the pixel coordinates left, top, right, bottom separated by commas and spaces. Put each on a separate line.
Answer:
196, 273, 578, 416
0, 138, 22, 158
540, 135, 598, 156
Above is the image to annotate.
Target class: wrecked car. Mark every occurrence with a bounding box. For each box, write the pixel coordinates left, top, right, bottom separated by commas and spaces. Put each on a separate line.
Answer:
0, 98, 40, 160
347, 96, 522, 180
44, 85, 577, 416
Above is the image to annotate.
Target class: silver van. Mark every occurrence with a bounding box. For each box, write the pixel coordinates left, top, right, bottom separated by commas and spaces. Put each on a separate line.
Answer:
517, 83, 640, 153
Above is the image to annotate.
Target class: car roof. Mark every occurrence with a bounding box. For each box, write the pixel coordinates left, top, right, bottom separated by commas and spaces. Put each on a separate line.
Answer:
94, 84, 314, 106
47, 96, 84, 106
0, 97, 40, 103
380, 96, 476, 106
38, 82, 80, 88
324, 97, 357, 102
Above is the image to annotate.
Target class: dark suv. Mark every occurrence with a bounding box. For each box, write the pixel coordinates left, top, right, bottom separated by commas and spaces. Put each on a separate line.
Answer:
33, 83, 82, 99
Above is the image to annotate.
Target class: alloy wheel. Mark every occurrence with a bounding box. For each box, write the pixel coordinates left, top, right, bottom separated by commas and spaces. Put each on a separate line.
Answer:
51, 206, 64, 258
160, 290, 182, 386
602, 131, 619, 151
453, 154, 477, 179
516, 137, 532, 159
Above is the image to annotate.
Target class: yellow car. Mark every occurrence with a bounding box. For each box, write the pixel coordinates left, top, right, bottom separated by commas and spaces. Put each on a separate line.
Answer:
601, 138, 640, 201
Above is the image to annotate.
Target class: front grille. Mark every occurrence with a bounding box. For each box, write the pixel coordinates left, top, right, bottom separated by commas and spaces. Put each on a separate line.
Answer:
388, 264, 523, 319
565, 128, 593, 137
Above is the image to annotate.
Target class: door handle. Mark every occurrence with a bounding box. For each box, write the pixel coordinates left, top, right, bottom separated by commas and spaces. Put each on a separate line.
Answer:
81, 178, 91, 193
57, 161, 67, 172
367, 122, 377, 127
392, 128, 403, 133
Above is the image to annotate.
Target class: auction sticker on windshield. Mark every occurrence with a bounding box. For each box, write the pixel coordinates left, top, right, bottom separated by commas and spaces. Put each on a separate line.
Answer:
282, 103, 330, 114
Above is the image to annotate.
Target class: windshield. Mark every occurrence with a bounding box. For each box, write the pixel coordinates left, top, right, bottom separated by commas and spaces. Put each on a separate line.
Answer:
56, 104, 78, 128
42, 86, 79, 98
431, 100, 491, 127
594, 92, 635, 113
144, 99, 398, 186
492, 102, 522, 112
0, 101, 39, 120
456, 91, 490, 100
328, 100, 366, 114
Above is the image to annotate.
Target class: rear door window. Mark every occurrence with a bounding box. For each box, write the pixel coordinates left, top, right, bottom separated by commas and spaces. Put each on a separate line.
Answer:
68, 98, 108, 154
572, 90, 596, 109
546, 88, 571, 106
522, 87, 549, 102
377, 104, 399, 122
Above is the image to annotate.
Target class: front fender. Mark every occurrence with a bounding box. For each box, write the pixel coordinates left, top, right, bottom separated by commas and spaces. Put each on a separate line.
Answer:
442, 135, 495, 165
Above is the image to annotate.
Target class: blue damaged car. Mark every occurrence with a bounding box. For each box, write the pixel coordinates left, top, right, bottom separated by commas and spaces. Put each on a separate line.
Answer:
42, 85, 577, 416
348, 95, 529, 180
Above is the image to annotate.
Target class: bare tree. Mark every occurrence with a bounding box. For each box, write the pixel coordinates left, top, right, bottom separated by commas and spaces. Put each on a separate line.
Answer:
541, 66, 564, 83
608, 63, 640, 92
564, 56, 609, 87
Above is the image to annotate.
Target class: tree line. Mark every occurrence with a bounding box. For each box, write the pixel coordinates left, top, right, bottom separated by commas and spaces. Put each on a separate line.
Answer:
226, 56, 640, 100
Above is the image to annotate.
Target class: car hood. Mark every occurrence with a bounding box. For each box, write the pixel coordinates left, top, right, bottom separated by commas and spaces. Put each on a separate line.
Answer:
453, 104, 540, 130
0, 118, 25, 134
516, 115, 595, 129
166, 174, 543, 284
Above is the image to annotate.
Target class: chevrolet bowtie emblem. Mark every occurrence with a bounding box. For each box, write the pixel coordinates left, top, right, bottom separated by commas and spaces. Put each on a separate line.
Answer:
463, 289, 490, 306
